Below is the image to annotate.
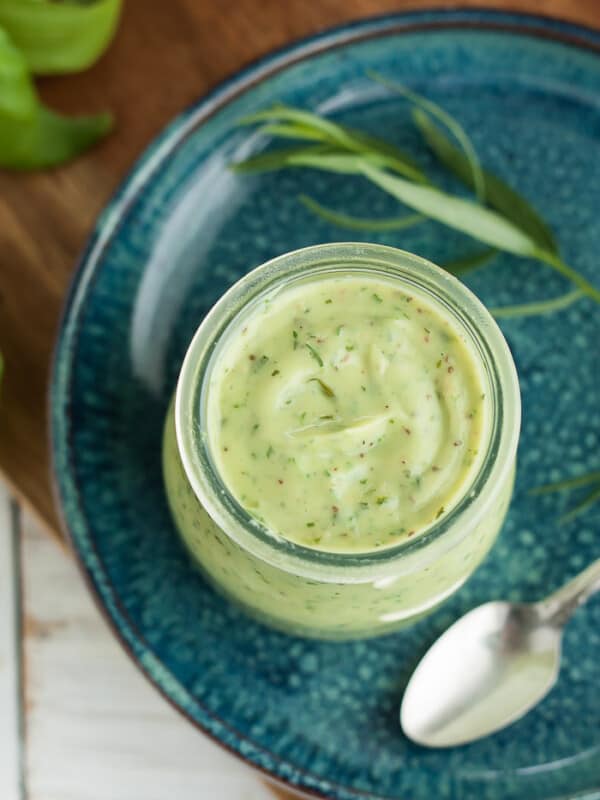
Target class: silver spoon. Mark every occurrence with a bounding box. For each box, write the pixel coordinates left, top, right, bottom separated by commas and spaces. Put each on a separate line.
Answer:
400, 558, 600, 748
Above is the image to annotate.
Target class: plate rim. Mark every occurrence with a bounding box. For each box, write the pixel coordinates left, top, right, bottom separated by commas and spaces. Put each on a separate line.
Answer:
50, 8, 600, 800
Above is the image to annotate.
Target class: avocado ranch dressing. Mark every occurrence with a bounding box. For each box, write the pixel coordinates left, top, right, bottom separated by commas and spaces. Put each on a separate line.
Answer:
207, 274, 490, 553
163, 244, 520, 638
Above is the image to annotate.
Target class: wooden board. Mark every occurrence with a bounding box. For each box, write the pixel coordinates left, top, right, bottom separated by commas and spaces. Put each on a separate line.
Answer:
1, 0, 599, 541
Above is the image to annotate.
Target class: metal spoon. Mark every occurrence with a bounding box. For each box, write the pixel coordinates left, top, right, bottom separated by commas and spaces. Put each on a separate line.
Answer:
400, 558, 600, 748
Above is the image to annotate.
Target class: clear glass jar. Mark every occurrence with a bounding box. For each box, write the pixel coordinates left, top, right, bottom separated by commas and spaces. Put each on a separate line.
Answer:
163, 243, 520, 639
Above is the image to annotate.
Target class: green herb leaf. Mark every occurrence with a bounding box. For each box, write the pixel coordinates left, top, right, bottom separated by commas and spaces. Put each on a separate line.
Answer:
299, 194, 423, 232
441, 248, 498, 276
231, 144, 334, 174
1, 105, 112, 170
369, 71, 485, 201
413, 108, 558, 254
0, 19, 112, 170
238, 104, 427, 182
0, 28, 36, 119
0, 0, 122, 75
490, 289, 583, 319
305, 343, 324, 367
308, 377, 335, 398
361, 164, 539, 256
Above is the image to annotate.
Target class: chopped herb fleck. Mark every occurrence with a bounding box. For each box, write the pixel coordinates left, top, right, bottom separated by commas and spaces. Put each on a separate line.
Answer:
325, 298, 333, 304
271, 369, 280, 377
305, 343, 324, 367
372, 293, 383, 303
436, 506, 445, 518
255, 354, 269, 369
376, 496, 387, 505
266, 445, 274, 458
306, 522, 315, 528
308, 377, 335, 397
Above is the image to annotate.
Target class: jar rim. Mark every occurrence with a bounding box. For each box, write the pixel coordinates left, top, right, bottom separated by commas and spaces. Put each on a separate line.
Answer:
175, 243, 521, 581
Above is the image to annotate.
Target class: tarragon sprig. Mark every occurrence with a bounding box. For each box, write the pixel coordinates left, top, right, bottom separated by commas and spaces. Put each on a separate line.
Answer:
232, 91, 600, 306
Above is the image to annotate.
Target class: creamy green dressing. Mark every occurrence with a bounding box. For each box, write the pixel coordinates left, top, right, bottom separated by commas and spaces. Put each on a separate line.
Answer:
207, 273, 489, 553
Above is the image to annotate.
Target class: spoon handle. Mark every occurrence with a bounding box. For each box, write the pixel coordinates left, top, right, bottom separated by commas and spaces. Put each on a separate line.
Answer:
536, 558, 600, 628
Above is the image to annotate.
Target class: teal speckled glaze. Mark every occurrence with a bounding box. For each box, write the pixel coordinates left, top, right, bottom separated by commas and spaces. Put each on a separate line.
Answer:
52, 9, 600, 800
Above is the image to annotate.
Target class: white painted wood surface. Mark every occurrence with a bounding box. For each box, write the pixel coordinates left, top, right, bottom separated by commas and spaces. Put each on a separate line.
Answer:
0, 482, 277, 800
0, 485, 22, 800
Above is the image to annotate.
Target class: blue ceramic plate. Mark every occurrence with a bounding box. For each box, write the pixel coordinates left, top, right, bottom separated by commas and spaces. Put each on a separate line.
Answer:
52, 9, 600, 799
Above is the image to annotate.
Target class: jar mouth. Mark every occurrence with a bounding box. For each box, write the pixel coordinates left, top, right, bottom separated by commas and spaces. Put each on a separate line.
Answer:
175, 243, 521, 579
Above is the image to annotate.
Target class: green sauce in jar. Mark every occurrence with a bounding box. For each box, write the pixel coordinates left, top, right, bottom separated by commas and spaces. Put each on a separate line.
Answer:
163, 244, 520, 639
208, 274, 489, 552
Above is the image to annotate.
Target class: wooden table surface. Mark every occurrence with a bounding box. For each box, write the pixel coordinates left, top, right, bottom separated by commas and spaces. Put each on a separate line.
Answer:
1, 0, 599, 541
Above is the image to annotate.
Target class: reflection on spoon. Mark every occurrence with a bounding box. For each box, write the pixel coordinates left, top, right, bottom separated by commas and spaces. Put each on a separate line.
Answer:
401, 558, 600, 747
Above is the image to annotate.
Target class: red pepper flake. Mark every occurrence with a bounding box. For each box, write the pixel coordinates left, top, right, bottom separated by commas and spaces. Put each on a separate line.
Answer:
417, 307, 423, 314
333, 467, 338, 472
332, 505, 339, 514
400, 458, 407, 465
249, 354, 256, 361
453, 440, 462, 447
407, 530, 416, 538
424, 335, 430, 343
444, 354, 449, 363
277, 478, 284, 484
432, 465, 440, 471
403, 426, 412, 436
447, 366, 454, 374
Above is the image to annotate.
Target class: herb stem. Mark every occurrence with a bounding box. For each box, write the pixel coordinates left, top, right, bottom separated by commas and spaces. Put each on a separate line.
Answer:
560, 484, 600, 523
535, 250, 600, 305
299, 194, 424, 232
530, 471, 600, 495
490, 289, 583, 319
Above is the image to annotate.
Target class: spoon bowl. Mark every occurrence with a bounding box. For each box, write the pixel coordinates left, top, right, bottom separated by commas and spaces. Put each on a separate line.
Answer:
401, 601, 560, 747
401, 558, 600, 747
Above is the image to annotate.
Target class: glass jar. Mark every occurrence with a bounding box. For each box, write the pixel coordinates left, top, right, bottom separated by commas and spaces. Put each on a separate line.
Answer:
163, 243, 520, 640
